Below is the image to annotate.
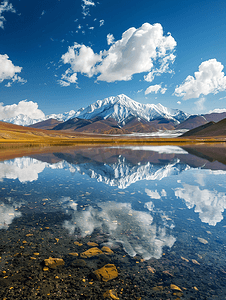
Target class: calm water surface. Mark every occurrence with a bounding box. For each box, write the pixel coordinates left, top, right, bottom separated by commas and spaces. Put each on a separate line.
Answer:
0, 145, 226, 299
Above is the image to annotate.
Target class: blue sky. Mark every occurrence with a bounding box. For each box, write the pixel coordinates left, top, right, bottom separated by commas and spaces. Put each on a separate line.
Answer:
0, 0, 226, 119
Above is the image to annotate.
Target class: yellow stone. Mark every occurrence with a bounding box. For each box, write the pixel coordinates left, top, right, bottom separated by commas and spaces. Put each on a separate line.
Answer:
69, 252, 79, 256
103, 289, 119, 299
55, 238, 59, 242
44, 257, 65, 268
101, 246, 114, 255
152, 286, 163, 291
94, 264, 118, 282
192, 259, 200, 265
33, 253, 39, 256
22, 241, 27, 244
181, 256, 189, 262
193, 286, 199, 291
30, 257, 36, 260
170, 284, 182, 292
43, 267, 49, 271
87, 242, 98, 247
80, 247, 103, 258
147, 266, 155, 273
26, 234, 33, 237
74, 241, 83, 246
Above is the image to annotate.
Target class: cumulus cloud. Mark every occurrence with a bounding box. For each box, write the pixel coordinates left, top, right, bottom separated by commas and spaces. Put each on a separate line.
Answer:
175, 183, 226, 226
0, 54, 26, 85
99, 19, 104, 26
145, 84, 167, 95
0, 0, 16, 29
59, 23, 176, 86
0, 100, 45, 120
59, 43, 101, 86
58, 68, 78, 87
81, 0, 95, 17
174, 59, 226, 100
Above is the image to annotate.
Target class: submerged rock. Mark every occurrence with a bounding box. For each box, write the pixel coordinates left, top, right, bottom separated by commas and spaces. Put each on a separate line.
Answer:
103, 289, 119, 299
94, 264, 118, 282
197, 237, 208, 244
80, 247, 103, 258
44, 257, 65, 268
101, 246, 114, 255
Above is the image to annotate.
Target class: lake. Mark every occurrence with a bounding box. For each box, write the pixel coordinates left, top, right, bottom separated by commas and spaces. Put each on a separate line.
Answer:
0, 144, 226, 299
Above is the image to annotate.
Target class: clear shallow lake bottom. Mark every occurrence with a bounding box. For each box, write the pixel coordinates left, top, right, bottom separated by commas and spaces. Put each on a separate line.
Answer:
0, 145, 226, 300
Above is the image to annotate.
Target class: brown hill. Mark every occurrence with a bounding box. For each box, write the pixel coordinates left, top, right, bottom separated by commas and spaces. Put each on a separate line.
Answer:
29, 118, 63, 130
204, 111, 226, 122
177, 111, 226, 130
176, 115, 207, 130
0, 120, 80, 141
181, 118, 226, 137
51, 115, 176, 134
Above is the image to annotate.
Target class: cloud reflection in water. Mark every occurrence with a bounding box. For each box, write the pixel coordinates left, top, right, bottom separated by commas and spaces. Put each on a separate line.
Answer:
62, 198, 176, 260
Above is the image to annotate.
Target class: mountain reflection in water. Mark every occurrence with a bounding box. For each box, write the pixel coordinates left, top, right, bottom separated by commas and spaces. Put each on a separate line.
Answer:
0, 145, 226, 299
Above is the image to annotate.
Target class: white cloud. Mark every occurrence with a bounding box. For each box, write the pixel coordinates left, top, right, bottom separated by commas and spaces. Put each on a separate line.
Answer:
194, 97, 205, 111
0, 0, 16, 29
60, 43, 101, 85
0, 100, 45, 120
145, 84, 167, 95
219, 96, 226, 101
177, 101, 181, 105
174, 59, 226, 100
107, 33, 114, 45
58, 69, 78, 87
60, 22, 176, 86
0, 54, 26, 85
99, 19, 104, 26
208, 108, 226, 114
81, 0, 95, 17
144, 53, 175, 82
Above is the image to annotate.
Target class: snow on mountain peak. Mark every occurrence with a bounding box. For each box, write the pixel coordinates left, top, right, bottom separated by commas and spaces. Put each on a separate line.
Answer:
74, 94, 189, 123
1, 94, 189, 126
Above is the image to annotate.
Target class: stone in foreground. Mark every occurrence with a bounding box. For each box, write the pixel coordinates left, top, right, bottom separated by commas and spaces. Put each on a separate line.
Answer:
44, 257, 65, 268
94, 264, 118, 282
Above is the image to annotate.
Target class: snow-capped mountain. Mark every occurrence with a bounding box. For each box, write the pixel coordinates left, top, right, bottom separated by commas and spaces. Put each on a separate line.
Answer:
1, 94, 189, 126
72, 94, 189, 124
2, 109, 80, 126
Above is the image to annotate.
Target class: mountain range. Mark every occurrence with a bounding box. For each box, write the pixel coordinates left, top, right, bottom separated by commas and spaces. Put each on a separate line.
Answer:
2, 94, 226, 134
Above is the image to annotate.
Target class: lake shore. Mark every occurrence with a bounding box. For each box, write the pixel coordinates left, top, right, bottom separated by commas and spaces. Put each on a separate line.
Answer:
0, 136, 226, 162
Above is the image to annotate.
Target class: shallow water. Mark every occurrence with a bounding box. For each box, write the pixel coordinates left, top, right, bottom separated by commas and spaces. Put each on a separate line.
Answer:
0, 145, 226, 299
